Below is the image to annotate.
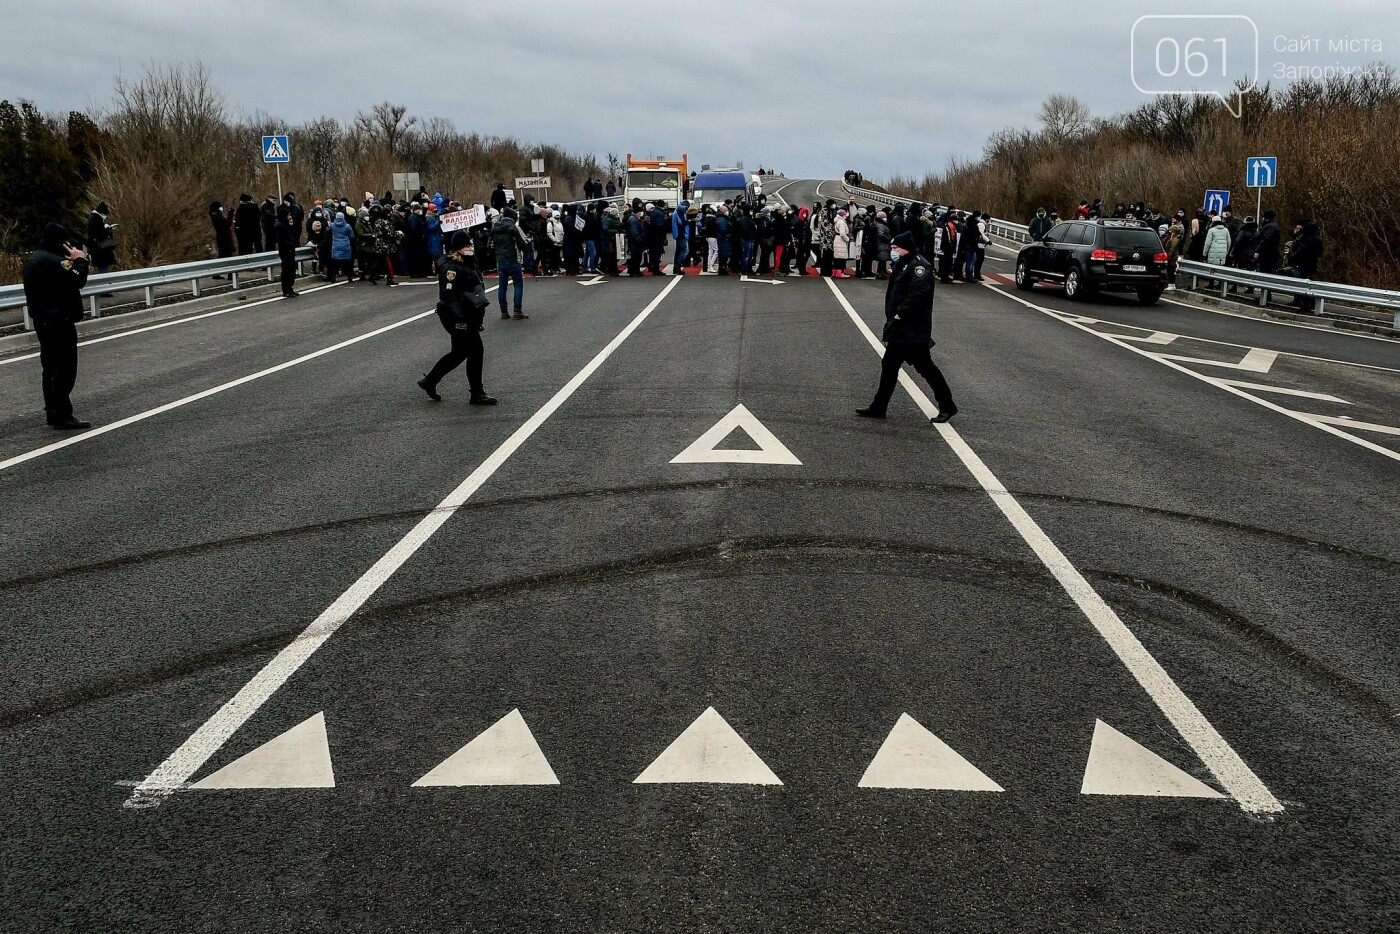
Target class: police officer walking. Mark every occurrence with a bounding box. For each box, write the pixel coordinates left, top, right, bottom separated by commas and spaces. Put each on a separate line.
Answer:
23, 223, 93, 430
857, 231, 958, 423
418, 230, 497, 405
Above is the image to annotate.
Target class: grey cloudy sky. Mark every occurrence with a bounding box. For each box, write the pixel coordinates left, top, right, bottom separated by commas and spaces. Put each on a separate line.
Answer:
5, 1, 1397, 181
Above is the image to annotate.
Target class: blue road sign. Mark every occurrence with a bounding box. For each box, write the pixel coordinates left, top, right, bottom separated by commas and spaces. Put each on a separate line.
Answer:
1246, 156, 1277, 188
262, 135, 290, 164
1203, 189, 1230, 215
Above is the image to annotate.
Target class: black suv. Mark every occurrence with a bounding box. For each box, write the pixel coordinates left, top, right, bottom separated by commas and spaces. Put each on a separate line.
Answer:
1014, 218, 1168, 305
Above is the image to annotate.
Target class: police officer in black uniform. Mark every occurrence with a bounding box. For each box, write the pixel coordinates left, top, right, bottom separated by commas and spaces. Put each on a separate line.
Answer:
418, 230, 497, 405
23, 223, 92, 430
857, 231, 958, 423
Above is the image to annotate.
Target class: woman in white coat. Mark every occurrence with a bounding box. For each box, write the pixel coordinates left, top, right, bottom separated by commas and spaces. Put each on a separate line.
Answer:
832, 209, 852, 278
1203, 215, 1231, 287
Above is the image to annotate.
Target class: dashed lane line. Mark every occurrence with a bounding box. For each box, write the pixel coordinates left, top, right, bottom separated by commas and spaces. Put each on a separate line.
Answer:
0, 281, 346, 367
826, 276, 1283, 816
124, 275, 685, 808
989, 285, 1400, 465
0, 289, 492, 474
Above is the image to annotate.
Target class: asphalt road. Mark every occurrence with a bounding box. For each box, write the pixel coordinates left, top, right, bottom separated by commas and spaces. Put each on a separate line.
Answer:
1, 184, 1398, 932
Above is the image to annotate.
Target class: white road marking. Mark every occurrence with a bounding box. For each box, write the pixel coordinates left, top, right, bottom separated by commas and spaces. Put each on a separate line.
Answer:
125, 276, 684, 808
1080, 720, 1225, 799
1159, 293, 1400, 346
0, 282, 345, 367
739, 275, 785, 285
670, 403, 802, 465
826, 277, 1283, 815
189, 712, 334, 790
578, 275, 608, 286
1301, 413, 1400, 436
1116, 331, 1180, 345
0, 290, 482, 473
633, 707, 782, 785
1157, 347, 1278, 373
994, 286, 1400, 464
1212, 379, 1351, 404
413, 709, 559, 786
858, 713, 1003, 792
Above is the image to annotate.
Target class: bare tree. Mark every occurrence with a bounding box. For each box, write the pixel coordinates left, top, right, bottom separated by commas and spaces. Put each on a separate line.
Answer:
1039, 94, 1091, 141
354, 102, 417, 156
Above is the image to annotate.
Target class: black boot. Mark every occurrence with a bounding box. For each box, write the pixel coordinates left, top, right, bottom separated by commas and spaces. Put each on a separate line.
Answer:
930, 404, 959, 424
855, 407, 886, 419
417, 376, 441, 401
469, 392, 499, 405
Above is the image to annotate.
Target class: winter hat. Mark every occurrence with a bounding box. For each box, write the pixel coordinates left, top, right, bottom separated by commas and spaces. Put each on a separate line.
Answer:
449, 230, 472, 252
891, 231, 917, 254
335, 212, 345, 223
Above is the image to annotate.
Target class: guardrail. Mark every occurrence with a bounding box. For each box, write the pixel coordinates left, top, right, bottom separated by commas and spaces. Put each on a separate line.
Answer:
0, 246, 315, 331
1177, 259, 1400, 329
841, 180, 1399, 326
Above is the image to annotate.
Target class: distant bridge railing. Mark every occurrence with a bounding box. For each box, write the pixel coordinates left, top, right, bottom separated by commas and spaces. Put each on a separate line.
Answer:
840, 181, 1033, 243
0, 247, 315, 331
1177, 259, 1400, 329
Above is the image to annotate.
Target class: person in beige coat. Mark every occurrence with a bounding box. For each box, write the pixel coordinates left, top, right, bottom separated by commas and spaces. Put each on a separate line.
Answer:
833, 209, 852, 278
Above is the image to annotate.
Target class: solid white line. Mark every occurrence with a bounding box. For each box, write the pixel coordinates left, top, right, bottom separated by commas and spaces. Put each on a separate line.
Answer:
125, 275, 685, 807
1302, 413, 1400, 436
825, 276, 1283, 815
0, 282, 345, 367
992, 285, 1400, 465
1212, 379, 1351, 404
1159, 294, 1399, 346
0, 290, 493, 473
1158, 347, 1277, 373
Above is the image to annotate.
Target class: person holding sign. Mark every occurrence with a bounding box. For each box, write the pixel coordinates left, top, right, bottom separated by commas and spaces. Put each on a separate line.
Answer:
418, 231, 497, 406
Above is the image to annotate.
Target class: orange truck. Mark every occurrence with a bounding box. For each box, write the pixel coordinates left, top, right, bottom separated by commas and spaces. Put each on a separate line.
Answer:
623, 154, 687, 206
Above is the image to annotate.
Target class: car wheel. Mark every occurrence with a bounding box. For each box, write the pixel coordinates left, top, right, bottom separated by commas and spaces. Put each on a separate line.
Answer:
1015, 259, 1035, 291
1064, 265, 1082, 300
1137, 287, 1163, 306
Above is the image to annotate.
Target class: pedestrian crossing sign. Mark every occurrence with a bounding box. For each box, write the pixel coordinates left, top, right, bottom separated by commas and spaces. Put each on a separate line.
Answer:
262, 135, 290, 164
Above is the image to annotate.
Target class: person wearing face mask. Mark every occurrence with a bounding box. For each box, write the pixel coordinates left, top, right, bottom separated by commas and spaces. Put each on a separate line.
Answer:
857, 231, 957, 424
418, 231, 497, 405
1028, 207, 1053, 241
23, 223, 92, 429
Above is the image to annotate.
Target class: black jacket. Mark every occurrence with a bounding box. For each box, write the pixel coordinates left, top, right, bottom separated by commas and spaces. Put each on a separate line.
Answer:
1291, 223, 1323, 278
273, 216, 298, 250
86, 211, 116, 267
1256, 220, 1282, 264
436, 253, 485, 326
234, 200, 262, 242
23, 225, 90, 323
882, 252, 935, 344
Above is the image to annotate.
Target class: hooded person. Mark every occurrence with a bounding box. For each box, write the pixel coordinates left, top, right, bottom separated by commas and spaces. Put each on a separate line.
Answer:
327, 211, 357, 283
208, 201, 235, 261
23, 223, 92, 429
857, 230, 957, 424
86, 202, 117, 272
670, 199, 691, 275
234, 193, 263, 254
418, 229, 496, 405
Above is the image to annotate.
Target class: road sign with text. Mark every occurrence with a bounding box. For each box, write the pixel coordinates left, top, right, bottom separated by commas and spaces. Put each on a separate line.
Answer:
262, 135, 290, 163
1246, 157, 1277, 188
514, 176, 552, 189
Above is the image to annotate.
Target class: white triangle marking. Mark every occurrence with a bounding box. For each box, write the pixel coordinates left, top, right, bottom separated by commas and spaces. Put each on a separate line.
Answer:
191, 712, 334, 789
1080, 720, 1225, 799
669, 404, 801, 465
858, 713, 1003, 791
413, 709, 559, 786
633, 707, 782, 784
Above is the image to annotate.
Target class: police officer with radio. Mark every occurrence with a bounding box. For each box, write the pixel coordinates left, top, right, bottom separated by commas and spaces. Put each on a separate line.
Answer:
857, 231, 958, 423
418, 230, 497, 405
23, 223, 92, 430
